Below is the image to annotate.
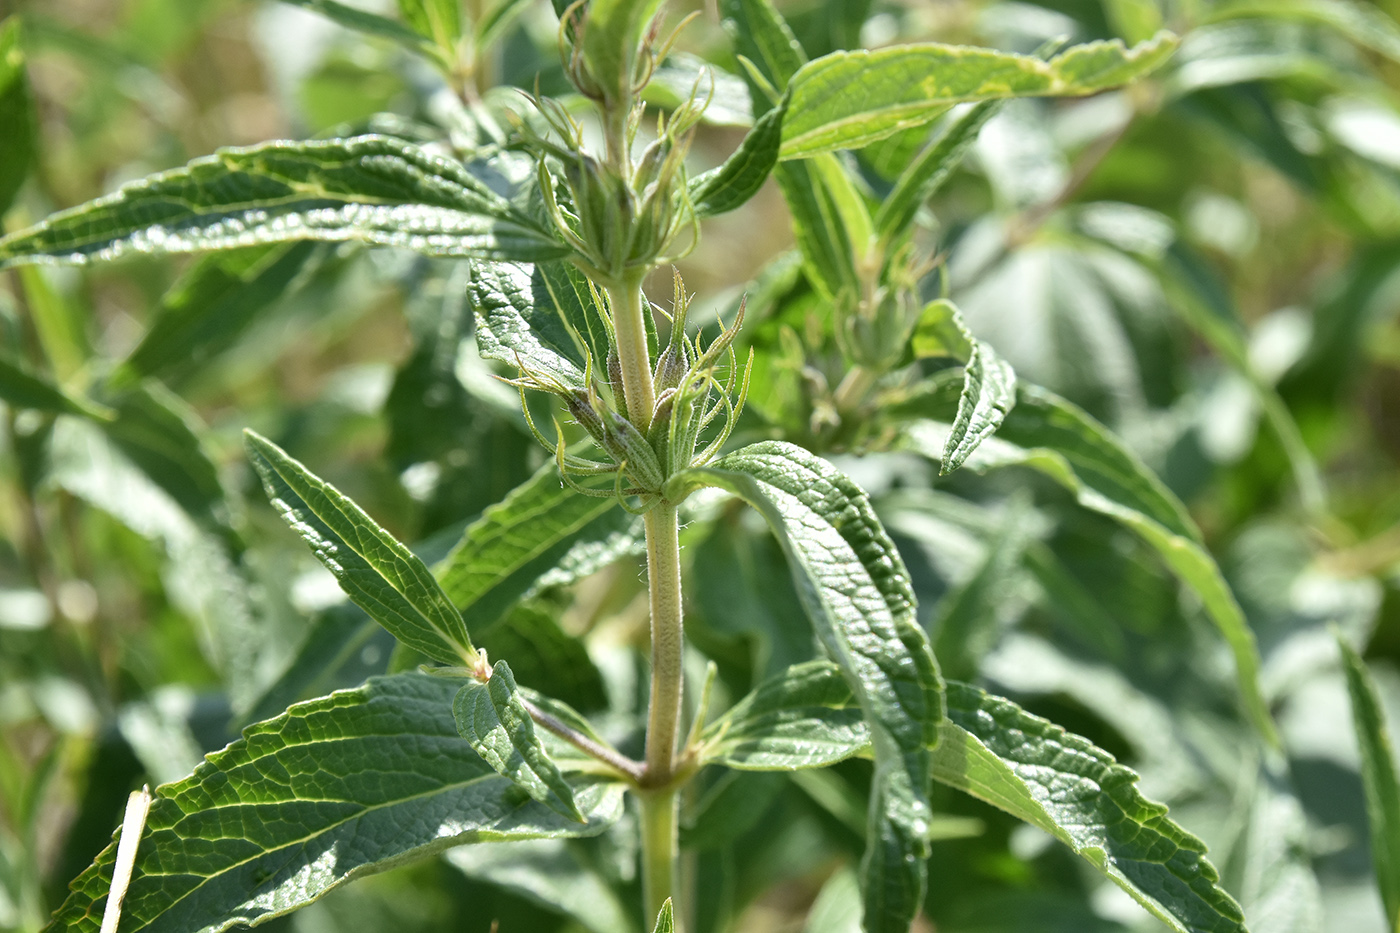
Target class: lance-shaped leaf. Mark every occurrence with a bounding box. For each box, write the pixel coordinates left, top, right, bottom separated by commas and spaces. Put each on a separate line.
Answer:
898, 382, 1277, 746
0, 135, 565, 268
245, 430, 477, 667
874, 101, 1001, 241
912, 298, 1016, 474
454, 661, 584, 822
704, 661, 1249, 933
667, 441, 942, 933
279, 0, 439, 59
652, 899, 675, 933
43, 673, 625, 933
113, 243, 320, 389
0, 356, 113, 420
936, 681, 1249, 933
0, 16, 38, 217
689, 92, 789, 218
1339, 636, 1400, 931
780, 32, 1179, 158
471, 260, 605, 389
437, 458, 632, 622
701, 659, 868, 770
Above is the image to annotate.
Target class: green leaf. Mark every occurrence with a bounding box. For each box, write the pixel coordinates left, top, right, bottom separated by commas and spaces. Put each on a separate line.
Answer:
43, 673, 625, 933
1207, 0, 1400, 64
668, 441, 942, 933
930, 501, 1031, 681
899, 383, 1277, 746
721, 0, 806, 93
701, 659, 868, 770
780, 32, 1179, 158
278, 0, 439, 59
911, 298, 1017, 474
113, 243, 319, 389
436, 458, 628, 621
689, 92, 789, 218
0, 136, 564, 268
397, 0, 461, 48
100, 383, 232, 536
453, 661, 585, 823
652, 899, 675, 933
0, 17, 39, 217
1339, 636, 1400, 931
471, 260, 605, 389
476, 604, 609, 712
245, 429, 477, 668
446, 838, 638, 933
707, 662, 1248, 933
0, 356, 112, 420
874, 101, 1001, 241
580, 0, 665, 101
935, 682, 1248, 933
476, 0, 535, 48
773, 154, 871, 302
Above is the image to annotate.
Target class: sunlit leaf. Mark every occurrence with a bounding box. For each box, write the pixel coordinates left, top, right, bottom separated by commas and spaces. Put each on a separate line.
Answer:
454, 660, 585, 822
899, 382, 1277, 745
44, 673, 625, 933
245, 430, 477, 668
1339, 636, 1400, 931
669, 441, 942, 933
780, 32, 1179, 158
0, 136, 564, 268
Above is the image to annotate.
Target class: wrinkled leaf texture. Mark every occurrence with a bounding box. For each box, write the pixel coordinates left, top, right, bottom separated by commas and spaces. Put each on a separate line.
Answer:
668, 441, 942, 933
708, 660, 1248, 933
44, 673, 624, 933
0, 136, 565, 268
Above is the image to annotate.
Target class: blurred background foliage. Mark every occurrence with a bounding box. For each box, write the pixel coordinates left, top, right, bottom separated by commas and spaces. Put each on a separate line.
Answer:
2, 0, 1400, 931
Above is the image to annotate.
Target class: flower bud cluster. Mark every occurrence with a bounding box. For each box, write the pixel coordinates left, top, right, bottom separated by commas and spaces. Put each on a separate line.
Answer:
509, 272, 750, 512
836, 246, 933, 372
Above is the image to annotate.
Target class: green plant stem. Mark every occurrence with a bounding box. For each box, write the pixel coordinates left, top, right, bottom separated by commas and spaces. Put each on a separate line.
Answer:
643, 503, 684, 779
609, 278, 656, 428
640, 787, 679, 926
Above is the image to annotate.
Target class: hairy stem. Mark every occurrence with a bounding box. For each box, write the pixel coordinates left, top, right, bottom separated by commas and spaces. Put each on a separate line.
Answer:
643, 503, 684, 778
608, 278, 656, 427
640, 787, 679, 926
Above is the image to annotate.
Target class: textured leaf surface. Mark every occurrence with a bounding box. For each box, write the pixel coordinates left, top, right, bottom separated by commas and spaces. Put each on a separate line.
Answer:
43, 673, 625, 933
690, 93, 789, 218
900, 383, 1276, 745
669, 441, 942, 933
0, 136, 564, 268
471, 260, 602, 388
703, 661, 1249, 933
245, 430, 476, 667
912, 299, 1017, 474
780, 33, 1178, 158
453, 661, 584, 822
436, 458, 627, 622
652, 899, 675, 933
1339, 637, 1400, 930
0, 356, 112, 420
935, 682, 1248, 933
702, 660, 868, 770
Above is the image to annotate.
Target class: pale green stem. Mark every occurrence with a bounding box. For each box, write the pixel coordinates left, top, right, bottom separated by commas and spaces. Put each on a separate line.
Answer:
643, 503, 684, 778
640, 787, 679, 927
608, 278, 656, 428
